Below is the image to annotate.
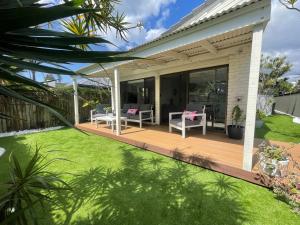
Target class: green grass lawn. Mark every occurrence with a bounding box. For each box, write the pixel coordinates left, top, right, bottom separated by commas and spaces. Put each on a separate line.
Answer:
255, 114, 300, 143
0, 128, 299, 225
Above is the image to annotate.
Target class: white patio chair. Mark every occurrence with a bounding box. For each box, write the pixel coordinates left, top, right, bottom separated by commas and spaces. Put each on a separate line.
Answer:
169, 104, 206, 138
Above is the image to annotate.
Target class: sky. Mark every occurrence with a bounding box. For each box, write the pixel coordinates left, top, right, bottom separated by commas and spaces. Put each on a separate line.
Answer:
36, 0, 300, 84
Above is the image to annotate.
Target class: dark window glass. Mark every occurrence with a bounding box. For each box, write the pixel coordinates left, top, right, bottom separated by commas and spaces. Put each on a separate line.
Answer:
120, 77, 155, 106
188, 66, 228, 128
144, 77, 155, 104
189, 69, 215, 103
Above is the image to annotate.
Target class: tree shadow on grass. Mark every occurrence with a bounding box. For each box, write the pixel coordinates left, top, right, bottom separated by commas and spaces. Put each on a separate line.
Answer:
51, 146, 249, 225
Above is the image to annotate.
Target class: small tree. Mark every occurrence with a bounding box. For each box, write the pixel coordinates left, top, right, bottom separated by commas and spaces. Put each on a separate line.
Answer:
0, 0, 135, 126
259, 55, 293, 96
231, 105, 244, 128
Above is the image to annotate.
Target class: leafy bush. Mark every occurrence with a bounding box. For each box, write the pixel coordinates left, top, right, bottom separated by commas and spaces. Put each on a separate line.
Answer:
256, 110, 267, 120
0, 146, 69, 225
260, 144, 289, 161
231, 105, 245, 127
272, 175, 300, 215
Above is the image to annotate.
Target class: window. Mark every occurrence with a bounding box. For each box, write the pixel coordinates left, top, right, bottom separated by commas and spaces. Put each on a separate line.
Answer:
188, 66, 228, 127
120, 77, 155, 105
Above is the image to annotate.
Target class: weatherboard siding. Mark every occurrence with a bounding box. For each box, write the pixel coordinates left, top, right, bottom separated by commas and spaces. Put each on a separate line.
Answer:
119, 43, 252, 127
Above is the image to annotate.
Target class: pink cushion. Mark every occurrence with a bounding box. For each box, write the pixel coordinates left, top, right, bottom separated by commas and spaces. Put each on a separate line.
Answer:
127, 108, 138, 115
184, 110, 197, 121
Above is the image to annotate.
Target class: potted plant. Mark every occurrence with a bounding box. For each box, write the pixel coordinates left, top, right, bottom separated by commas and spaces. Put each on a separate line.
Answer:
259, 142, 290, 177
255, 109, 266, 128
227, 105, 245, 139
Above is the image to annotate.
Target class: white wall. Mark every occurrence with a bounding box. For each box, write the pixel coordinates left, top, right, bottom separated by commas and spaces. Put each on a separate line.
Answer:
227, 45, 251, 125
119, 43, 252, 126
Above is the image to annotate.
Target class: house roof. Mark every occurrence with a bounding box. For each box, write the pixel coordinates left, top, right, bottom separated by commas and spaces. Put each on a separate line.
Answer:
130, 0, 260, 52
78, 0, 269, 75
164, 0, 255, 35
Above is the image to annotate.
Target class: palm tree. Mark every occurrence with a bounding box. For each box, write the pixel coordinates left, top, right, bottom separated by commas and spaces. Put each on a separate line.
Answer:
0, 0, 134, 125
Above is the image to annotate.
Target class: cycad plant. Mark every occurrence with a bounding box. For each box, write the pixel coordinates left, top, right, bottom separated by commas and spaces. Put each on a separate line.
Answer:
0, 0, 134, 125
0, 146, 70, 225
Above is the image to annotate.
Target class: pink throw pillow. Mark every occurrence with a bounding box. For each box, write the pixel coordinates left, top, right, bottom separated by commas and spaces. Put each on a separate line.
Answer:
127, 108, 138, 115
184, 110, 197, 121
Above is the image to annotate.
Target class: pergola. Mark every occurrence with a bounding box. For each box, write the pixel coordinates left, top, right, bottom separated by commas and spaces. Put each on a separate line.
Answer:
74, 0, 271, 171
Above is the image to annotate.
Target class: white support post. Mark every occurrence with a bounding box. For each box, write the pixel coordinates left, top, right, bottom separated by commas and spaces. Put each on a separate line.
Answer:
114, 68, 121, 136
72, 78, 79, 125
243, 24, 264, 171
155, 74, 161, 125
110, 76, 115, 113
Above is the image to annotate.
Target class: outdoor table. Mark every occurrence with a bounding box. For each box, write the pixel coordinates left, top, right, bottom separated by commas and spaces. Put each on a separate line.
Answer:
95, 115, 127, 133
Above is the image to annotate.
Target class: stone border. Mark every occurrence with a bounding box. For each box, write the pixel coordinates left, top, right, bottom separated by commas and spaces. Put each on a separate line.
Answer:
0, 126, 64, 138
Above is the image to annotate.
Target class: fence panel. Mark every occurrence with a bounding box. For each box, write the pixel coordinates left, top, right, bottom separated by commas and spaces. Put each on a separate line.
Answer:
0, 93, 91, 133
274, 93, 300, 117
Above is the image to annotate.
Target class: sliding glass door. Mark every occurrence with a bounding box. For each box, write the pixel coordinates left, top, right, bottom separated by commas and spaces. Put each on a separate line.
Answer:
189, 66, 228, 129
120, 66, 228, 129
160, 74, 188, 123
120, 77, 155, 106
160, 65, 228, 129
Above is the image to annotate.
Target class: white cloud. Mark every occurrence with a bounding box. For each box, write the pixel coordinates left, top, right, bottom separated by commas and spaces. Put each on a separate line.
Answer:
145, 28, 167, 42
39, 0, 175, 50
262, 0, 300, 78
156, 8, 171, 27
115, 0, 176, 22
102, 0, 176, 50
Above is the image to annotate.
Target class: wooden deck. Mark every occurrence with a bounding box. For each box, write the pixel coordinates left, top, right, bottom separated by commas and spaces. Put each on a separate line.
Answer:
77, 122, 275, 186
79, 122, 247, 167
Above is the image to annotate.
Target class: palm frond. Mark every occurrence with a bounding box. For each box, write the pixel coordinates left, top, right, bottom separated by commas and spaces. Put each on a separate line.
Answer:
0, 0, 138, 128
0, 145, 70, 225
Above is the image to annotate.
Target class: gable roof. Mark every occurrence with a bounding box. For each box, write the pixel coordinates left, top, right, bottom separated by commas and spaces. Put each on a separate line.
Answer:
130, 0, 261, 52
164, 0, 253, 35
78, 0, 270, 74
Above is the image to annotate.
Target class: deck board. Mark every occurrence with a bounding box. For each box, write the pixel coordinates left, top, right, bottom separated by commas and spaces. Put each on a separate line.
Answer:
77, 122, 300, 186
77, 122, 274, 186
79, 123, 246, 168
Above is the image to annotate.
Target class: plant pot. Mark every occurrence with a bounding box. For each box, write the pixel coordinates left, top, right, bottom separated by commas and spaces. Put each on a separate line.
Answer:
227, 125, 244, 140
278, 159, 289, 167
255, 120, 264, 128
263, 163, 277, 176
259, 159, 277, 176
277, 159, 289, 177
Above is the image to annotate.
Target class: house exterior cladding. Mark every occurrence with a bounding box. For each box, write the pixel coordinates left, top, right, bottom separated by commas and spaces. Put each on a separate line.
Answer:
77, 0, 272, 171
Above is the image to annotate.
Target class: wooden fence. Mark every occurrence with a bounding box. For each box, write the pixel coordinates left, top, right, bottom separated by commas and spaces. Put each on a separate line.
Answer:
0, 93, 92, 133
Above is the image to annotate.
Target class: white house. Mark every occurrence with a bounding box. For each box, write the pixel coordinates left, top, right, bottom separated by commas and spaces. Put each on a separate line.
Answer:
76, 0, 272, 172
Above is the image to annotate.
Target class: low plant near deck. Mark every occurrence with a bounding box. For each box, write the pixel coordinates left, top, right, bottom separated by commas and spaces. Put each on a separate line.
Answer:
0, 146, 69, 225
260, 144, 289, 161
258, 142, 292, 176
272, 174, 300, 214
259, 142, 300, 214
256, 110, 267, 120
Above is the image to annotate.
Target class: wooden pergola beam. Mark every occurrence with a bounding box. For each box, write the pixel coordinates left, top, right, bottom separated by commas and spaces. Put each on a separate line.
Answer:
169, 50, 190, 60
200, 40, 218, 54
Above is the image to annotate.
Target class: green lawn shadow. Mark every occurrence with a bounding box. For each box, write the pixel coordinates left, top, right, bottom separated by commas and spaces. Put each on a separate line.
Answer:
50, 147, 248, 225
